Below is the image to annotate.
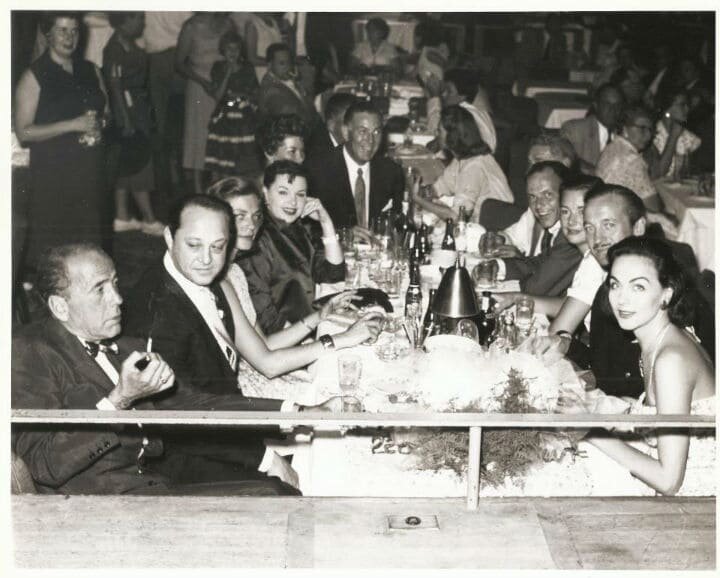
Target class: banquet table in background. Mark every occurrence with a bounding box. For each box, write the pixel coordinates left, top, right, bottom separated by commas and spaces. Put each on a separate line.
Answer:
512, 80, 590, 99
655, 178, 715, 271
351, 14, 418, 53
534, 92, 590, 129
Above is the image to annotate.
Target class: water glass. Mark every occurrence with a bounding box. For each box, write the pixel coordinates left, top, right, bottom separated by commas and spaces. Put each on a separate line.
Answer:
478, 232, 506, 258
338, 354, 362, 396
515, 296, 534, 332
472, 260, 498, 288
339, 227, 355, 252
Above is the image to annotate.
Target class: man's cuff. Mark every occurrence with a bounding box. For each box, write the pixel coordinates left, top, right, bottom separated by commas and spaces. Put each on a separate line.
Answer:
495, 258, 507, 281
257, 447, 277, 473
96, 397, 118, 411
280, 399, 298, 413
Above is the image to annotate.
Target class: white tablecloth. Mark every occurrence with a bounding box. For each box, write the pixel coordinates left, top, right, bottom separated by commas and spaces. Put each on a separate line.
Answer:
543, 105, 589, 129
512, 81, 590, 99
656, 178, 715, 271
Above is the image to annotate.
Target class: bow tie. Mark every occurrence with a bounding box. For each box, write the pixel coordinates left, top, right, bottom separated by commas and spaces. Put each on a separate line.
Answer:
84, 339, 119, 358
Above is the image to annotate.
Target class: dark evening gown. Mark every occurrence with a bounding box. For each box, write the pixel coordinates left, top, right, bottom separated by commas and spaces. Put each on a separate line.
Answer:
26, 51, 109, 265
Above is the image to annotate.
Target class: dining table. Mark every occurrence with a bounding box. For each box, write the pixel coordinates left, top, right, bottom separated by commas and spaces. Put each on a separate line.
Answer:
655, 177, 715, 271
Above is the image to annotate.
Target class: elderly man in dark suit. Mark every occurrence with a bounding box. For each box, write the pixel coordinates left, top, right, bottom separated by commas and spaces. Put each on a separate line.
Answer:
11, 243, 297, 495
306, 100, 404, 236
560, 83, 624, 174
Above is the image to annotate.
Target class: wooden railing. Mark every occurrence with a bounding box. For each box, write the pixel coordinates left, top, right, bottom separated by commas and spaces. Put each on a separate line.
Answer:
11, 409, 716, 510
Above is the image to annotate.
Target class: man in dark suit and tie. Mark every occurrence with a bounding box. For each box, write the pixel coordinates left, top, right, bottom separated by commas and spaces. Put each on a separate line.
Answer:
12, 243, 298, 495
306, 100, 404, 236
305, 92, 356, 161
482, 161, 584, 297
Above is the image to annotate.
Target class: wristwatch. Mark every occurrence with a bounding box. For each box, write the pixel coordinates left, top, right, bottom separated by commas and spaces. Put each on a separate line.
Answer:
318, 334, 336, 350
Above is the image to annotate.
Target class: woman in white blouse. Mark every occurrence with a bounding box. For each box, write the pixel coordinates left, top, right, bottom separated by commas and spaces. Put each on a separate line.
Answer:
413, 104, 513, 223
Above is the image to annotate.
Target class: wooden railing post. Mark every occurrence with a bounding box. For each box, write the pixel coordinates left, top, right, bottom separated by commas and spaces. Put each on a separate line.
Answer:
466, 426, 482, 511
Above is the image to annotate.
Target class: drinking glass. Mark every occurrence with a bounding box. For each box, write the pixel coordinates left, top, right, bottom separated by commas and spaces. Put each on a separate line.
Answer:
478, 232, 506, 258
338, 354, 362, 397
515, 296, 535, 333
472, 260, 498, 288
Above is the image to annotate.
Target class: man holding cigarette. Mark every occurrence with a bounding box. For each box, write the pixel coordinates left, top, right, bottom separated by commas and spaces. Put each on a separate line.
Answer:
11, 243, 299, 495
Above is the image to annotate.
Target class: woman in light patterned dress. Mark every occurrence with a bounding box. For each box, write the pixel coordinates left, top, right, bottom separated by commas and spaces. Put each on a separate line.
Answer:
561, 236, 714, 496
207, 176, 383, 397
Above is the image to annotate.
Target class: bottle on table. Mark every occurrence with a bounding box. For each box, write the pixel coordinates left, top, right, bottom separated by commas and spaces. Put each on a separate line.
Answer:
476, 291, 496, 349
422, 288, 437, 342
454, 205, 468, 252
441, 218, 456, 251
404, 259, 423, 321
419, 224, 431, 264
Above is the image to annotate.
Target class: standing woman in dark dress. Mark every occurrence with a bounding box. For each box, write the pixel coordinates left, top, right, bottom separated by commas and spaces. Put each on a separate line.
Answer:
15, 12, 110, 266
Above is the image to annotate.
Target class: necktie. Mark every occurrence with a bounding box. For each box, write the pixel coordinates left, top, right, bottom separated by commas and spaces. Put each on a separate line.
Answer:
541, 228, 553, 255
354, 168, 367, 228
210, 284, 234, 341
203, 288, 238, 372
84, 339, 119, 358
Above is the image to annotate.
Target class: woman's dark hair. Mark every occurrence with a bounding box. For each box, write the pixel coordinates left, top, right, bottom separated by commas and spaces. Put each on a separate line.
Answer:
207, 176, 261, 203
366, 17, 390, 40
440, 105, 491, 160
39, 11, 81, 34
263, 160, 308, 189
443, 68, 480, 103
257, 114, 307, 156
219, 30, 245, 59
560, 173, 603, 197
606, 236, 695, 327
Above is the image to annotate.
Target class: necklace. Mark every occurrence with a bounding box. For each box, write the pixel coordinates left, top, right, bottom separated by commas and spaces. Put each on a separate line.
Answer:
638, 322, 672, 385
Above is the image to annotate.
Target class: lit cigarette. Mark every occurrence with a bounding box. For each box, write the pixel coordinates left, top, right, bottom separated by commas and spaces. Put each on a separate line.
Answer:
146, 338, 153, 353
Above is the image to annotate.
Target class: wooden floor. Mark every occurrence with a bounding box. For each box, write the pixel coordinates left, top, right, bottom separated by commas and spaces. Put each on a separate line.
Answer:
12, 495, 715, 569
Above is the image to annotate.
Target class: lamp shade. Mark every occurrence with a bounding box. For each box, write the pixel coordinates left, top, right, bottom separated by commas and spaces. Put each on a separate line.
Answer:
432, 256, 479, 318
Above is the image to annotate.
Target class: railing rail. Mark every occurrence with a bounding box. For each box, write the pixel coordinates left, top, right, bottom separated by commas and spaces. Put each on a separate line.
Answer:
11, 409, 716, 510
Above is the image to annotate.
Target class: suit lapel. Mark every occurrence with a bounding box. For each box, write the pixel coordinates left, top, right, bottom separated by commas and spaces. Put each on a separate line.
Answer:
46, 318, 118, 395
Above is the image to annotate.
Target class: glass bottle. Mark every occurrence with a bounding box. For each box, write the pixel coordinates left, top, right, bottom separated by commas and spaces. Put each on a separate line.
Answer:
419, 224, 431, 264
404, 259, 423, 320
494, 311, 517, 351
441, 218, 456, 251
476, 291, 496, 348
422, 288, 437, 341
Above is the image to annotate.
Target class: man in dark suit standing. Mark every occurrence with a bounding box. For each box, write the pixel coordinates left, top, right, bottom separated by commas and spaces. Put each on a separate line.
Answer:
12, 243, 297, 495
306, 100, 404, 236
305, 92, 356, 161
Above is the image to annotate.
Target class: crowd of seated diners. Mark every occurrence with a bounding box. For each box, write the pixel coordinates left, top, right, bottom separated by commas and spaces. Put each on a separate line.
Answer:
11, 11, 715, 498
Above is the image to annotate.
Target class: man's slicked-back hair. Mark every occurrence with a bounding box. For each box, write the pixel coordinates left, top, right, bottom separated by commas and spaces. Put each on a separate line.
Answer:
35, 243, 108, 302
343, 100, 383, 126
526, 160, 570, 184
584, 183, 647, 226
167, 194, 234, 237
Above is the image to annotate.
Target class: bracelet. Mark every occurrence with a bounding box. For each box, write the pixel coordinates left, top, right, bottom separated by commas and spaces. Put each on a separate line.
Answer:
318, 334, 336, 350
322, 233, 339, 245
555, 330, 573, 341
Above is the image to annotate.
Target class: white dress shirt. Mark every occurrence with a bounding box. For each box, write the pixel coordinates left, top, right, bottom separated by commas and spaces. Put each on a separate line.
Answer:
597, 120, 611, 155
163, 252, 238, 372
343, 146, 371, 225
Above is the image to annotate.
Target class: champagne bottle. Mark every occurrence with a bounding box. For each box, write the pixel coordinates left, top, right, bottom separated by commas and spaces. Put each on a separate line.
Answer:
419, 224, 431, 264
422, 288, 437, 341
404, 259, 423, 320
441, 218, 456, 250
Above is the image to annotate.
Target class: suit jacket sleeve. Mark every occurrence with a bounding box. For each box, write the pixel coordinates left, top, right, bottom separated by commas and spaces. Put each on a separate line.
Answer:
11, 337, 121, 488
503, 238, 582, 297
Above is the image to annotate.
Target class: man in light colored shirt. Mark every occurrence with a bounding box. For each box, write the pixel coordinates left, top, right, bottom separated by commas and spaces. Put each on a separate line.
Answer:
12, 242, 297, 495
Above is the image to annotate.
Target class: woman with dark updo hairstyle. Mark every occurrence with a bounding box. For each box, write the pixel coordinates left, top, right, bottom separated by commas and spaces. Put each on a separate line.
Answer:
560, 236, 714, 496
413, 104, 513, 223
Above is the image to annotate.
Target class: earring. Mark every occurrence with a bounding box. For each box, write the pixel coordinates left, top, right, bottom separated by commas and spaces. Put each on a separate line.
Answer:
661, 301, 669, 310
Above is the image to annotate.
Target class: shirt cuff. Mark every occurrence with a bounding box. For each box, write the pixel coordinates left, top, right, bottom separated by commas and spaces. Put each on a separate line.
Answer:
495, 258, 507, 281
257, 447, 277, 473
96, 397, 118, 411
280, 399, 298, 413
